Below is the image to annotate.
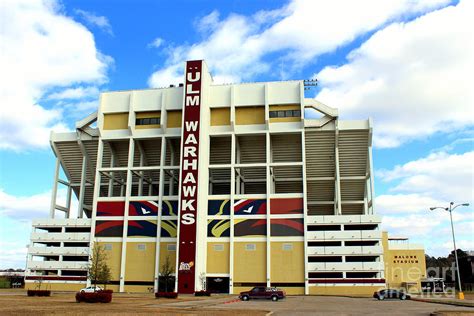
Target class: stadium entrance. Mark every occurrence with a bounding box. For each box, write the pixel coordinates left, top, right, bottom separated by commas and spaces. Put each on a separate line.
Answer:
206, 277, 229, 294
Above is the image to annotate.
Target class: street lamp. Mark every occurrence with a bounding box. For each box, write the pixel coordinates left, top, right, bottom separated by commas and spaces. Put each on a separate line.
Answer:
430, 202, 470, 300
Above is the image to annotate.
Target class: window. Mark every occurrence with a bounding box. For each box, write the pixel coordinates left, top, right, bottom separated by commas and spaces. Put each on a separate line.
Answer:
167, 244, 176, 251
282, 243, 293, 251
137, 244, 146, 251
213, 244, 224, 251
269, 110, 301, 118
136, 117, 160, 126
245, 243, 256, 251
104, 244, 112, 251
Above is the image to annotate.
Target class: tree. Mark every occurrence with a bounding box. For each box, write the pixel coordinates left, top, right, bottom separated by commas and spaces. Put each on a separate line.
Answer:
160, 255, 174, 292
87, 244, 111, 290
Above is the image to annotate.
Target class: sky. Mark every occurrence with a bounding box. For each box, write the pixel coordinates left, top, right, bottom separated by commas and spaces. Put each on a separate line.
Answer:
0, 0, 473, 269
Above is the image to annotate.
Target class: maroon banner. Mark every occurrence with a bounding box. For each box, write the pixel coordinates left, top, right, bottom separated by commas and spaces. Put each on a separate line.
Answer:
177, 60, 202, 294
308, 278, 386, 284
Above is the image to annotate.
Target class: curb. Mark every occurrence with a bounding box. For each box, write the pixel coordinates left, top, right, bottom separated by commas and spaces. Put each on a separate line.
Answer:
412, 297, 474, 308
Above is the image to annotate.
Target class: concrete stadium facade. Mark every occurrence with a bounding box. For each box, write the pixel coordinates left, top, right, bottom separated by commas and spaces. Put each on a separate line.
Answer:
25, 60, 394, 295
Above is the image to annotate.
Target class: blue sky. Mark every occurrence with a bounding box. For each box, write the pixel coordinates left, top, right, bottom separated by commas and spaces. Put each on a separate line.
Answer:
0, 0, 473, 268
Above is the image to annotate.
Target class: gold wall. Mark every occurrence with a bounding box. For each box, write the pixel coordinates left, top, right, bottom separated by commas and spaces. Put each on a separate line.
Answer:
206, 242, 230, 274
103, 113, 129, 130
309, 285, 383, 297
166, 110, 182, 128
25, 282, 86, 291
125, 242, 156, 281
210, 108, 231, 126
159, 242, 177, 274
235, 106, 265, 125
233, 242, 266, 282
270, 242, 304, 282
99, 242, 122, 281
382, 232, 426, 293
123, 285, 153, 293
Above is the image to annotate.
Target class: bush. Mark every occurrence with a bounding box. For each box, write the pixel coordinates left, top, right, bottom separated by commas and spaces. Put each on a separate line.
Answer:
155, 291, 178, 299
76, 290, 113, 303
27, 290, 51, 297
194, 290, 211, 296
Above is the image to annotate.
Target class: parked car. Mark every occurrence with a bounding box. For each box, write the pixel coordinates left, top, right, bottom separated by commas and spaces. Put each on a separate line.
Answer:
80, 286, 103, 293
239, 287, 286, 301
373, 289, 410, 300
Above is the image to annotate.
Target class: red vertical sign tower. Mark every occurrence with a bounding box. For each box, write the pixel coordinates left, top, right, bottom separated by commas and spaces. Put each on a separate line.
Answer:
177, 60, 203, 293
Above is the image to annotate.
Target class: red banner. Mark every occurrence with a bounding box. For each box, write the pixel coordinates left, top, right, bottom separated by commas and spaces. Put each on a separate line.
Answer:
177, 60, 202, 294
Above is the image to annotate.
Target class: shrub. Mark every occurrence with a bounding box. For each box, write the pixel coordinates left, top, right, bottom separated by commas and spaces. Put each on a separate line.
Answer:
76, 290, 113, 303
27, 290, 51, 297
194, 290, 211, 297
155, 291, 178, 299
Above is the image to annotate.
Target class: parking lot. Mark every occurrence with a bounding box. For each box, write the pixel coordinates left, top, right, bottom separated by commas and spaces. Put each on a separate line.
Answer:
205, 295, 474, 315
0, 290, 472, 315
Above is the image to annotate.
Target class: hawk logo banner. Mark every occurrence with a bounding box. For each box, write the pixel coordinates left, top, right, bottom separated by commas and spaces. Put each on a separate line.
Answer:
128, 201, 158, 216
97, 201, 125, 216
177, 60, 203, 294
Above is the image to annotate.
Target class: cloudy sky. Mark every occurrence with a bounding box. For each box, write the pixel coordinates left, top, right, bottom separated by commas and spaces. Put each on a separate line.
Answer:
0, 0, 472, 268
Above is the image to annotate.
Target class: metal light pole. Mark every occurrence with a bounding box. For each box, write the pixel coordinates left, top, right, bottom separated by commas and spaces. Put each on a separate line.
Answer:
430, 202, 470, 300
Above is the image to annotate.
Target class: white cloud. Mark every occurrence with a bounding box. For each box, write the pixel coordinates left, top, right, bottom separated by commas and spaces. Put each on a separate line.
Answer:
0, 240, 28, 269
148, 0, 448, 87
376, 150, 474, 256
378, 151, 474, 202
0, 0, 111, 151
376, 194, 445, 215
0, 188, 78, 221
0, 187, 79, 268
316, 0, 474, 148
75, 9, 113, 35
381, 213, 473, 256
47, 86, 99, 100
148, 37, 164, 49
0, 189, 51, 220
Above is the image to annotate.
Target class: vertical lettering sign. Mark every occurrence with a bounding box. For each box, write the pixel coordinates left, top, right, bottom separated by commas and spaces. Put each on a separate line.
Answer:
177, 60, 202, 294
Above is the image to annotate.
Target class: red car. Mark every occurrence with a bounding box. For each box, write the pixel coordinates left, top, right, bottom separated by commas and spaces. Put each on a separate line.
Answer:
239, 287, 286, 301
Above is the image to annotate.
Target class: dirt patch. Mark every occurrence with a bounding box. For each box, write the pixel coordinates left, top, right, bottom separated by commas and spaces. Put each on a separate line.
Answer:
0, 291, 267, 316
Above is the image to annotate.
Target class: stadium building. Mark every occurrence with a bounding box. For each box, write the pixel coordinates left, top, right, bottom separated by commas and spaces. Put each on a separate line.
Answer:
25, 60, 423, 295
